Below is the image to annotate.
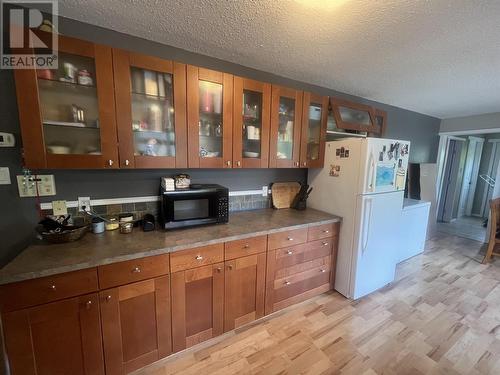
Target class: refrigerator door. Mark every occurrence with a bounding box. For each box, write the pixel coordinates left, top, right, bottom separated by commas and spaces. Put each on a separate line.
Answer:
350, 190, 403, 299
359, 138, 411, 195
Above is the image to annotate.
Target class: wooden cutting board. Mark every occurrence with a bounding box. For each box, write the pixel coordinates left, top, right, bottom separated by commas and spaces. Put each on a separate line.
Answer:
271, 182, 301, 209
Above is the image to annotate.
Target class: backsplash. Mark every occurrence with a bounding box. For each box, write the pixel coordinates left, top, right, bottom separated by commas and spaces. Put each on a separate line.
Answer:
42, 194, 271, 225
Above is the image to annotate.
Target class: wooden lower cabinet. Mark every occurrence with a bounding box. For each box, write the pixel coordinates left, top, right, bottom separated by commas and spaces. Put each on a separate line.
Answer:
3, 293, 104, 375
99, 276, 172, 375
224, 253, 266, 331
171, 263, 224, 352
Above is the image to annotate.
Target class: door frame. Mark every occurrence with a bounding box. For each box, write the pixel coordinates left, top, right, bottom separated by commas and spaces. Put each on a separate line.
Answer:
458, 136, 484, 217
479, 139, 500, 217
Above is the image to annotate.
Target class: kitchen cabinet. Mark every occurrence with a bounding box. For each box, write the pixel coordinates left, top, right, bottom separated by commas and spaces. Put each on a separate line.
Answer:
269, 86, 303, 168
300, 92, 328, 168
224, 236, 267, 331
171, 263, 224, 352
330, 97, 381, 135
3, 293, 105, 375
14, 34, 118, 169
372, 108, 387, 136
187, 66, 233, 168
232, 77, 271, 168
113, 49, 187, 168
99, 276, 172, 375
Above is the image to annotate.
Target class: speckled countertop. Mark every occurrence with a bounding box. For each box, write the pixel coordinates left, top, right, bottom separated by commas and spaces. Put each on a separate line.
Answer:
0, 208, 341, 285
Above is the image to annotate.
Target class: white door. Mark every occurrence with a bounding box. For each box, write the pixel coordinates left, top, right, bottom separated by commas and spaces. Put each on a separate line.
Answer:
459, 137, 484, 217
359, 138, 411, 195
351, 190, 403, 299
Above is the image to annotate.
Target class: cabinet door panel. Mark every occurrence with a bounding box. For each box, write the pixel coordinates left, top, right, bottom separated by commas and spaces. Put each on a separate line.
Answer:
300, 92, 328, 168
224, 253, 266, 331
269, 86, 303, 168
100, 276, 171, 375
15, 34, 118, 169
114, 49, 187, 168
171, 263, 224, 352
3, 293, 104, 375
232, 77, 271, 168
330, 97, 377, 133
187, 66, 233, 168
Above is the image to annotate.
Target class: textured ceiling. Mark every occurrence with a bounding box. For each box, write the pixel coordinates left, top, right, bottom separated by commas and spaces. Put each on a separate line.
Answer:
58, 0, 500, 119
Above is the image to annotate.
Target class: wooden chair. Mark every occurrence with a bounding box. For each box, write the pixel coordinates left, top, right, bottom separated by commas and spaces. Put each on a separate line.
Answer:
483, 197, 500, 263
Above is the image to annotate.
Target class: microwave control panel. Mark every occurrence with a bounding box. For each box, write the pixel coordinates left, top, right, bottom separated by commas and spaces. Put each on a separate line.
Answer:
218, 196, 229, 222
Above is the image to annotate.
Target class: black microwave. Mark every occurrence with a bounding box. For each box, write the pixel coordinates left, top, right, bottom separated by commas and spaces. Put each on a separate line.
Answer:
160, 184, 229, 229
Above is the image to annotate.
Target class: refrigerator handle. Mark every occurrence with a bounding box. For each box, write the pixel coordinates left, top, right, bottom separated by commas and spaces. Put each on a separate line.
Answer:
362, 198, 372, 255
367, 153, 375, 192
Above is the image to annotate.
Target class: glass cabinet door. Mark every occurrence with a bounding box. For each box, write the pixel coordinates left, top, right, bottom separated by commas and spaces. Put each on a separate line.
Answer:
15, 35, 118, 169
331, 97, 376, 133
371, 109, 387, 137
300, 93, 328, 168
232, 77, 271, 168
269, 86, 303, 168
187, 66, 232, 168
113, 50, 187, 168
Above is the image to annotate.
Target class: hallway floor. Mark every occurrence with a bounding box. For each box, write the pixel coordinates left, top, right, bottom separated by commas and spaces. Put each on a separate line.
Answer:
136, 233, 500, 375
437, 216, 487, 242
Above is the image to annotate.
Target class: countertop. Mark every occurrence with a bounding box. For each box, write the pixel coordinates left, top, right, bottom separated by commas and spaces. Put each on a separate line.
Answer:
0, 208, 341, 285
403, 198, 431, 210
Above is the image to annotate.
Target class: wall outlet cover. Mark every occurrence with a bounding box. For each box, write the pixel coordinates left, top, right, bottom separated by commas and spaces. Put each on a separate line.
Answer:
262, 186, 269, 197
78, 197, 91, 212
0, 167, 11, 185
52, 200, 68, 216
16, 175, 56, 197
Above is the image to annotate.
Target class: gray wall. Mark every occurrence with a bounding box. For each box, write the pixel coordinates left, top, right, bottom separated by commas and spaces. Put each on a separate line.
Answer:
0, 15, 441, 266
441, 112, 500, 133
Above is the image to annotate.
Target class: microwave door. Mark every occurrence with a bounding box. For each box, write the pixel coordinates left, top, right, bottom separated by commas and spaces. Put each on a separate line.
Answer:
174, 198, 210, 221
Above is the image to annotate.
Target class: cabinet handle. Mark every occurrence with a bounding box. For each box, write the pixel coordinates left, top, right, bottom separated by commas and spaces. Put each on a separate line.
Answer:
323, 230, 330, 234
226, 160, 231, 167
85, 300, 92, 309
125, 159, 130, 166
284, 281, 290, 285
244, 244, 250, 249
286, 250, 293, 255
236, 161, 241, 167
287, 237, 294, 241
215, 267, 222, 273
302, 162, 307, 167
132, 266, 141, 273
227, 264, 233, 270
322, 242, 329, 246
195, 255, 203, 260
50, 284, 56, 290
320, 269, 326, 273
106, 295, 112, 301
294, 161, 299, 167
108, 159, 114, 166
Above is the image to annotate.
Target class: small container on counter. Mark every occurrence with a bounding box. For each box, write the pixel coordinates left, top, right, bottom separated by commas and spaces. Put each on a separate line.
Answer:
119, 213, 134, 223
105, 217, 119, 231
119, 222, 133, 234
91, 217, 105, 234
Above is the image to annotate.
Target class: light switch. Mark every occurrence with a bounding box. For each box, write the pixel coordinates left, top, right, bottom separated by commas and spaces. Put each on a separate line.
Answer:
0, 167, 11, 185
52, 200, 67, 216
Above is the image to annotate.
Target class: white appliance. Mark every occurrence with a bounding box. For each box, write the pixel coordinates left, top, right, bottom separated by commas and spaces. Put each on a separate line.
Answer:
398, 199, 431, 263
308, 138, 410, 299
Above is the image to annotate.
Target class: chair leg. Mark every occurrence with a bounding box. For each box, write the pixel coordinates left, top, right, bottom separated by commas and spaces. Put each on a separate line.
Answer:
483, 241, 496, 264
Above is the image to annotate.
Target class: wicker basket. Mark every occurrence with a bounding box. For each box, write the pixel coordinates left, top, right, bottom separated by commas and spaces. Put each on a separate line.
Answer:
37, 225, 89, 244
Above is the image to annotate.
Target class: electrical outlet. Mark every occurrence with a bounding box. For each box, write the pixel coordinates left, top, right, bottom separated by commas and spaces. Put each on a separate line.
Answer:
78, 197, 91, 213
262, 186, 269, 197
17, 175, 56, 197
52, 200, 67, 216
0, 167, 11, 185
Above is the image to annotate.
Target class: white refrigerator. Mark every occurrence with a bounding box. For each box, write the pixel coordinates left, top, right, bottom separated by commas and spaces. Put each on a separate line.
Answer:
308, 138, 410, 299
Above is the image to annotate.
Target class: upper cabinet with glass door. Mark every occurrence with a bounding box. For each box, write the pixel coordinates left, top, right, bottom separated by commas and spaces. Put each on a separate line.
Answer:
187, 66, 233, 168
330, 97, 380, 135
232, 77, 271, 168
113, 50, 187, 168
14, 34, 118, 169
300, 92, 328, 168
269, 86, 303, 168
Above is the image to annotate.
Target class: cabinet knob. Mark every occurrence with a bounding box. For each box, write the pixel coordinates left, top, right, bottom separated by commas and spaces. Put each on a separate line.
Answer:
302, 162, 307, 167
132, 266, 141, 273
195, 255, 203, 260
50, 284, 56, 290
125, 159, 130, 166
244, 244, 250, 249
286, 250, 293, 255
215, 267, 222, 273
106, 295, 112, 301
108, 159, 114, 166
287, 237, 294, 241
226, 160, 231, 167
236, 161, 241, 167
227, 264, 233, 270
294, 161, 299, 167
323, 230, 330, 234
284, 281, 290, 285
320, 269, 326, 273
322, 242, 329, 246
85, 300, 92, 309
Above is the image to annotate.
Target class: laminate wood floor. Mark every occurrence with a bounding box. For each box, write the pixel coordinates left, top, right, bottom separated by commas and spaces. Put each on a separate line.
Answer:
135, 233, 500, 375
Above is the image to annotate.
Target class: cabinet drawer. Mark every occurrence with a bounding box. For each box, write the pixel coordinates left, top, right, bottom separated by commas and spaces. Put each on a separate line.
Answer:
274, 239, 333, 271
275, 256, 331, 280
225, 235, 267, 260
268, 228, 308, 250
307, 222, 338, 241
0, 268, 98, 312
170, 243, 224, 273
273, 272, 330, 303
98, 254, 170, 289
274, 263, 331, 290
